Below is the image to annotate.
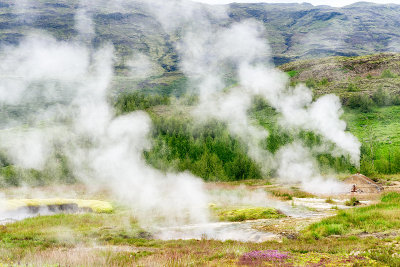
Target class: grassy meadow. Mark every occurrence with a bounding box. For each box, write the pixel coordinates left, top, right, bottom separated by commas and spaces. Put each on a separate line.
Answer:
2, 188, 400, 266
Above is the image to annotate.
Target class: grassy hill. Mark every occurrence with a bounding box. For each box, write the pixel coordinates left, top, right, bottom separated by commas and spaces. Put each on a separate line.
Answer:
280, 53, 400, 99
280, 53, 400, 176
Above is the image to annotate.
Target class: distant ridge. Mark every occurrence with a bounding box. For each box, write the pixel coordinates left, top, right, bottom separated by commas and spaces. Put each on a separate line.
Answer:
0, 0, 398, 70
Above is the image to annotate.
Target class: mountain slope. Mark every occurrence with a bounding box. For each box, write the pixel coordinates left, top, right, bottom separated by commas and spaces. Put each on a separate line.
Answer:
280, 53, 400, 99
0, 1, 399, 72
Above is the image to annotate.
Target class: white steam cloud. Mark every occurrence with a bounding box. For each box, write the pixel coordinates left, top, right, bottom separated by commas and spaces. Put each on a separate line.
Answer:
0, 0, 361, 233
0, 4, 210, 227
151, 2, 361, 192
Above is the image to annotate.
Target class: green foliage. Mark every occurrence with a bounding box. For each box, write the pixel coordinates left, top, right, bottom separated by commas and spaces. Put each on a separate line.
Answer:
115, 91, 170, 115
150, 76, 189, 96
325, 198, 335, 204
346, 94, 374, 112
306, 78, 317, 88
381, 69, 397, 78
217, 207, 285, 222
252, 104, 356, 174
380, 192, 400, 203
320, 77, 329, 86
367, 247, 400, 267
268, 188, 315, 200
270, 190, 293, 200
347, 83, 359, 92
344, 106, 400, 175
305, 78, 329, 88
305, 196, 400, 238
145, 117, 263, 181
372, 87, 391, 106
1, 165, 19, 187
345, 197, 360, 206
0, 206, 389, 266
286, 70, 299, 78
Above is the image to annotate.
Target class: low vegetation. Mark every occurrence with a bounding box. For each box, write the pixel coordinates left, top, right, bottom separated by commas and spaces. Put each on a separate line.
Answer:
344, 197, 361, 207
216, 207, 285, 222
0, 203, 396, 266
268, 187, 315, 200
304, 192, 400, 239
238, 250, 381, 266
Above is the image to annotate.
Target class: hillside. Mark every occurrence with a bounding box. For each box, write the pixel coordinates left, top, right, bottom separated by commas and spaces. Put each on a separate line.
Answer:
123, 53, 400, 179
0, 1, 399, 71
280, 53, 400, 99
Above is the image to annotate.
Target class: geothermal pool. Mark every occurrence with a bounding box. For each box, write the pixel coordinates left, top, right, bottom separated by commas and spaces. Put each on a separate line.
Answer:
152, 202, 335, 242
154, 220, 280, 242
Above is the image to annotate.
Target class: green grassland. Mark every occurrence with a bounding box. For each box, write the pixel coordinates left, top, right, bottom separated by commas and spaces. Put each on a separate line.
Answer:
212, 206, 286, 222
305, 192, 400, 240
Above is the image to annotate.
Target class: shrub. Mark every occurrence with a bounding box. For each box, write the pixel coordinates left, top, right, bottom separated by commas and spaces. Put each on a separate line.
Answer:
287, 70, 298, 78
306, 78, 317, 88
345, 197, 360, 206
325, 198, 336, 204
391, 94, 400, 105
346, 94, 374, 112
114, 92, 170, 114
347, 83, 359, 92
372, 87, 391, 106
320, 77, 329, 86
381, 69, 397, 78
1, 165, 19, 187
360, 157, 376, 176
374, 159, 390, 174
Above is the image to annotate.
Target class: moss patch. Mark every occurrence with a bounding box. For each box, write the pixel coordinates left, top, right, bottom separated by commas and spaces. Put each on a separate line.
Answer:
217, 207, 286, 222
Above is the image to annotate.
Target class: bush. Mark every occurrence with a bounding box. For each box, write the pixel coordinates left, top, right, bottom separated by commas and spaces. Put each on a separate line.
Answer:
346, 94, 374, 112
372, 87, 391, 106
381, 69, 397, 78
115, 92, 170, 114
360, 157, 376, 176
391, 94, 400, 105
306, 78, 317, 88
345, 197, 360, 206
347, 83, 359, 92
374, 159, 390, 174
287, 70, 299, 78
0, 165, 19, 186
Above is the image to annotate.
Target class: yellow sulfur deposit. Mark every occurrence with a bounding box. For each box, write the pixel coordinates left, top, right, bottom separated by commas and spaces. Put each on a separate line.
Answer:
0, 198, 113, 213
